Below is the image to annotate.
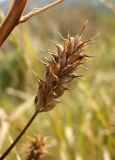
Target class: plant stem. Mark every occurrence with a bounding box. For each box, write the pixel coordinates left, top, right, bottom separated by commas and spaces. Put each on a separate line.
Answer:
0, 0, 27, 46
19, 0, 64, 23
0, 111, 38, 160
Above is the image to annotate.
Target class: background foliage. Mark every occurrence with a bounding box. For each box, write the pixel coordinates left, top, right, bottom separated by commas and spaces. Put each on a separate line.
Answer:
0, 2, 115, 160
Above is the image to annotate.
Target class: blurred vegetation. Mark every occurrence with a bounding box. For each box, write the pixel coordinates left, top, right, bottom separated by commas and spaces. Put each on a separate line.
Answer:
0, 3, 115, 160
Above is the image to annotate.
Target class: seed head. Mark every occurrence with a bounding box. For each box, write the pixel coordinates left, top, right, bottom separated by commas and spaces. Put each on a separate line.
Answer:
22, 134, 49, 160
34, 22, 94, 112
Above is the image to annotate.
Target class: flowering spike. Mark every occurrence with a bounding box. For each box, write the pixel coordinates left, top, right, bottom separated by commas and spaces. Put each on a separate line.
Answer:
34, 25, 94, 112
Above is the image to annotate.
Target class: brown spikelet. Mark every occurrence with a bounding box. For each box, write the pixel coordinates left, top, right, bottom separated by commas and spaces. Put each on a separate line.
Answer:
22, 134, 49, 160
34, 22, 93, 112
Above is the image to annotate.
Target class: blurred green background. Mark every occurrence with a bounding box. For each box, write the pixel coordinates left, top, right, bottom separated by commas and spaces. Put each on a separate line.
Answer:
0, 0, 115, 160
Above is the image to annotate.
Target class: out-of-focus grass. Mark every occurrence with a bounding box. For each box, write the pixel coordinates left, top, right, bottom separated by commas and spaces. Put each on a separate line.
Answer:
0, 5, 115, 160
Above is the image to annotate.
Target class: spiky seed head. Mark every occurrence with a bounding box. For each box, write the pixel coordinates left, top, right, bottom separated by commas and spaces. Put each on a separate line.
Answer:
22, 134, 49, 160
34, 22, 94, 113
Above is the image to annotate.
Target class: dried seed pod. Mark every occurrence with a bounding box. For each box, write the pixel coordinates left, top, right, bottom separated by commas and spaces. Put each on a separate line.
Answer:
34, 22, 94, 113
